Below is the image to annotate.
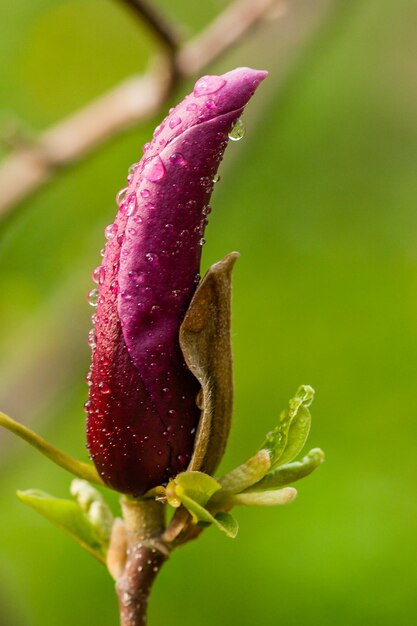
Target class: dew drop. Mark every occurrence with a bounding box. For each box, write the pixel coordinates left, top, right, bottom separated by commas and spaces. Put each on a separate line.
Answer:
88, 328, 96, 348
194, 75, 226, 97
140, 189, 150, 199
94, 268, 104, 288
92, 266, 101, 283
153, 123, 165, 138
125, 192, 138, 216
186, 102, 197, 111
228, 117, 245, 141
83, 400, 92, 413
110, 280, 119, 295
116, 187, 128, 206
143, 156, 166, 182
87, 288, 99, 307
98, 382, 112, 395
128, 162, 138, 176
169, 152, 187, 167
145, 252, 159, 265
177, 454, 189, 467
212, 174, 220, 184
169, 116, 182, 129
104, 223, 118, 239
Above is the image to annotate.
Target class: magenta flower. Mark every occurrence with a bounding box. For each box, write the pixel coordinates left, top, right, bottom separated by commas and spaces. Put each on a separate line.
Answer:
85, 67, 267, 496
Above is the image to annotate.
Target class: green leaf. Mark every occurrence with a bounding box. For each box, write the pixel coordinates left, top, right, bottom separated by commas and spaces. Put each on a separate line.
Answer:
178, 492, 238, 538
0, 411, 104, 486
261, 385, 314, 469
70, 479, 114, 543
166, 471, 221, 509
217, 450, 271, 494
247, 448, 325, 492
174, 471, 221, 506
233, 487, 297, 507
17, 489, 108, 562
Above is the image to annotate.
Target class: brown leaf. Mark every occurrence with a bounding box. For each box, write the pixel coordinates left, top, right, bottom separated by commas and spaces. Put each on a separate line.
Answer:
180, 252, 238, 475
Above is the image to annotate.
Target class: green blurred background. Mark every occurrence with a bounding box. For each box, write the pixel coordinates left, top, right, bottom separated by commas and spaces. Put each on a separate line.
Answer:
1, 0, 417, 624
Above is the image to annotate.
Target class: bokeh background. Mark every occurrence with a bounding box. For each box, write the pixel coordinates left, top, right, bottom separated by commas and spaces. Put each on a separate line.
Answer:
1, 0, 417, 624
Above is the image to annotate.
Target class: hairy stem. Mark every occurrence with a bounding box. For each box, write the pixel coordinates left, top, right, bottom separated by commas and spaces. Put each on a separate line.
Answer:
116, 498, 169, 626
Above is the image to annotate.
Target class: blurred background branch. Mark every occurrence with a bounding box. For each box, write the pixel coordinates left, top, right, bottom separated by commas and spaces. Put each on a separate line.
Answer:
0, 0, 289, 220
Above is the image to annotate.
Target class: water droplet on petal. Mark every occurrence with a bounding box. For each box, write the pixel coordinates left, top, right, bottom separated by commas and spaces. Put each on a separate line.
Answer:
88, 328, 96, 348
99, 266, 106, 285
228, 117, 245, 141
128, 162, 138, 176
169, 116, 182, 129
105, 223, 118, 239
194, 75, 226, 97
110, 280, 119, 295
87, 288, 99, 307
143, 156, 166, 182
212, 174, 220, 183
170, 152, 187, 166
153, 123, 165, 138
98, 382, 112, 395
92, 266, 101, 283
186, 102, 197, 111
125, 192, 137, 216
116, 187, 128, 206
140, 189, 150, 199
145, 252, 159, 265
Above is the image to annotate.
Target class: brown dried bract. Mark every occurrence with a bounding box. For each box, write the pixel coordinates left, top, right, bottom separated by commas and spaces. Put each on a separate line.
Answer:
180, 252, 238, 475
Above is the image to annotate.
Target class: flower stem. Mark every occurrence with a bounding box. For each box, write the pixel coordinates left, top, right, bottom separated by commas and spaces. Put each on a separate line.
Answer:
116, 498, 169, 626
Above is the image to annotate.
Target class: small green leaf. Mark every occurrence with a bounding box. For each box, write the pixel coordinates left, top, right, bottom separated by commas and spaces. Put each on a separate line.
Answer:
70, 479, 113, 543
214, 512, 239, 538
261, 385, 314, 469
0, 411, 104, 486
174, 471, 221, 506
232, 487, 297, 507
179, 492, 238, 538
218, 450, 271, 494
17, 489, 107, 562
247, 448, 325, 492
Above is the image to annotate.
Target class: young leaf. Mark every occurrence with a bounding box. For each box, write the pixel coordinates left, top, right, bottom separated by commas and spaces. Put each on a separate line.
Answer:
246, 448, 325, 492
70, 479, 114, 543
261, 385, 314, 469
217, 450, 271, 494
0, 411, 104, 486
178, 492, 238, 538
17, 489, 108, 562
232, 487, 297, 507
173, 471, 221, 506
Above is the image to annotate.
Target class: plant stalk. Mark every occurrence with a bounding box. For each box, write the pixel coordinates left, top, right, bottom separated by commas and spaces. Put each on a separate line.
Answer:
116, 497, 169, 626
